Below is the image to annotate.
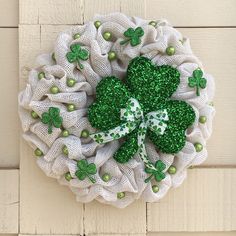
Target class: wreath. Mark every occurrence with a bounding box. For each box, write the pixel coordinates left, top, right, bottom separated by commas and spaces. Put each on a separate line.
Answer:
19, 13, 215, 208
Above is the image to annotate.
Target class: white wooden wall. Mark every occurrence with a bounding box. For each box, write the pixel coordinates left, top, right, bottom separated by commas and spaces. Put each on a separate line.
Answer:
0, 0, 236, 235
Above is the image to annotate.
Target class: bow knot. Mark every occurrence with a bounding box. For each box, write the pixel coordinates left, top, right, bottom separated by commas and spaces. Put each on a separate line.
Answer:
90, 98, 169, 175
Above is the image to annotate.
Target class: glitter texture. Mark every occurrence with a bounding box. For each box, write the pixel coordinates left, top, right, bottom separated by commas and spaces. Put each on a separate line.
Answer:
88, 56, 196, 163
88, 76, 131, 131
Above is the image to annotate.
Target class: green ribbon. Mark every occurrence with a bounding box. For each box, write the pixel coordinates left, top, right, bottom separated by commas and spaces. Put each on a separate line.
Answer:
90, 98, 169, 172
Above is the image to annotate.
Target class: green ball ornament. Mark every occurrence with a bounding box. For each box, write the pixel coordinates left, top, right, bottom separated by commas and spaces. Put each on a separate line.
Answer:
168, 165, 177, 174
31, 110, 39, 119
67, 78, 76, 87
67, 104, 75, 112
73, 33, 80, 40
38, 72, 45, 80
166, 46, 175, 56
94, 20, 101, 29
103, 32, 112, 41
65, 172, 72, 181
66, 79, 76, 87
117, 192, 125, 199
50, 86, 59, 94
81, 129, 89, 138
62, 146, 69, 155
152, 185, 159, 193
108, 51, 117, 61
102, 173, 111, 182
149, 21, 157, 27
199, 116, 207, 124
62, 130, 69, 137
34, 148, 43, 157
52, 52, 56, 61
194, 142, 203, 152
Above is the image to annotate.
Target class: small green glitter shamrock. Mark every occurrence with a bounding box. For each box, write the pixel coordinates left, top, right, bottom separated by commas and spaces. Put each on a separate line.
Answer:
75, 159, 97, 183
88, 57, 196, 164
41, 107, 63, 134
188, 68, 207, 96
66, 43, 89, 69
120, 27, 144, 46
144, 160, 166, 183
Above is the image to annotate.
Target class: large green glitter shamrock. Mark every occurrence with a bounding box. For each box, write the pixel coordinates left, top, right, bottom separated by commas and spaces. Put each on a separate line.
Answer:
88, 57, 196, 164
66, 43, 89, 69
75, 159, 97, 183
41, 107, 63, 134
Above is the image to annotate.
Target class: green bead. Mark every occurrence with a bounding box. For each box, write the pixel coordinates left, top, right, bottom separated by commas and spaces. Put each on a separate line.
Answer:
103, 32, 112, 41
117, 192, 125, 199
73, 33, 80, 40
108, 51, 117, 61
67, 104, 75, 112
199, 116, 207, 124
62, 130, 69, 137
94, 20, 101, 29
102, 173, 111, 182
149, 21, 157, 27
194, 143, 203, 152
67, 78, 76, 87
168, 165, 177, 175
52, 52, 56, 61
81, 129, 89, 138
166, 46, 175, 56
31, 110, 39, 119
152, 185, 159, 193
65, 172, 72, 181
62, 146, 68, 155
50, 86, 59, 94
38, 72, 45, 80
34, 148, 43, 157
209, 101, 214, 106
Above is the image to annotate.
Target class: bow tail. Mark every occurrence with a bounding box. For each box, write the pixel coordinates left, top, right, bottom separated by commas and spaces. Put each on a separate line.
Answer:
137, 122, 157, 171
90, 121, 136, 144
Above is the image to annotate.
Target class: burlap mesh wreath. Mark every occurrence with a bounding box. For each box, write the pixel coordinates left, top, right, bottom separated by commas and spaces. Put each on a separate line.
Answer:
19, 13, 215, 208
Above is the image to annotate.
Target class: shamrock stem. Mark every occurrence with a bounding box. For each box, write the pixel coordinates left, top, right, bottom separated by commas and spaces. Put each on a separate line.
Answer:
48, 122, 53, 134
77, 61, 84, 70
144, 174, 154, 183
88, 175, 96, 184
196, 85, 200, 96
120, 39, 130, 45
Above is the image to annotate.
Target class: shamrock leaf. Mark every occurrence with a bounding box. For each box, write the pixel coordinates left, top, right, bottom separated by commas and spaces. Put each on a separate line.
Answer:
66, 43, 89, 70
148, 100, 195, 153
144, 160, 166, 183
41, 107, 63, 134
88, 76, 131, 131
120, 27, 144, 47
126, 57, 180, 113
88, 56, 196, 164
188, 68, 207, 96
75, 159, 97, 183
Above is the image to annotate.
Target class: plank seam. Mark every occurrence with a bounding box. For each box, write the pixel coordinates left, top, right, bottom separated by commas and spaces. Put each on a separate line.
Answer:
18, 24, 236, 29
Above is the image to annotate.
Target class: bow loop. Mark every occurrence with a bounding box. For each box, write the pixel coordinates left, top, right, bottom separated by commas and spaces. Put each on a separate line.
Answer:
90, 98, 169, 177
145, 110, 168, 135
